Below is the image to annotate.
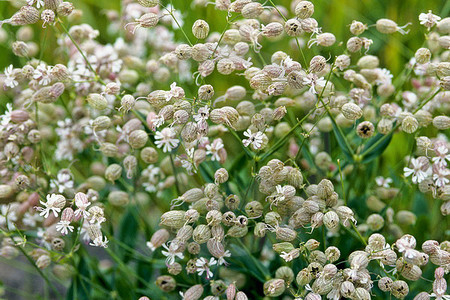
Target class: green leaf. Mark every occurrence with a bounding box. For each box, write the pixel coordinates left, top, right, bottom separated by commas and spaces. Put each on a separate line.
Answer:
66, 256, 91, 300
117, 206, 140, 263
228, 243, 270, 283
361, 133, 393, 163
330, 119, 353, 161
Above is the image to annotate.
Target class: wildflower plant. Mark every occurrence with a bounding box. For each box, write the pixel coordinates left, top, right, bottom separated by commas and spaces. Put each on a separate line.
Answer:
0, 0, 449, 299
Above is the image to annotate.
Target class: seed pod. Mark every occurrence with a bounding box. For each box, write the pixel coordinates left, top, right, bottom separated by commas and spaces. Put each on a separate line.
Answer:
156, 275, 176, 292
263, 279, 285, 297
147, 229, 170, 251
244, 201, 263, 218
138, 13, 159, 28
346, 36, 362, 52
12, 41, 28, 57
193, 224, 211, 244
275, 266, 294, 284
108, 191, 129, 206
350, 20, 367, 35
227, 224, 248, 237
433, 115, 450, 130
341, 102, 363, 120
235, 291, 248, 300
352, 287, 371, 300
415, 48, 431, 64
137, 0, 158, 7
325, 246, 340, 262
311, 275, 333, 295
309, 55, 327, 73
105, 164, 122, 182
192, 19, 209, 39
295, 1, 314, 19
217, 58, 235, 75
401, 116, 419, 133
357, 121, 375, 138
241, 2, 264, 18
390, 280, 409, 299
285, 18, 302, 36
261, 22, 284, 37
218, 194, 238, 211
41, 9, 55, 27
376, 18, 408, 34
275, 226, 297, 241
413, 292, 431, 300
57, 2, 74, 16
87, 93, 108, 110
160, 210, 185, 229
100, 143, 118, 157
36, 254, 51, 269
378, 277, 393, 292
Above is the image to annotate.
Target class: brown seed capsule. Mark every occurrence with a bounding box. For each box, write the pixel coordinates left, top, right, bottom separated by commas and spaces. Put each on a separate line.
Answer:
390, 280, 409, 299
285, 18, 303, 36
357, 121, 375, 138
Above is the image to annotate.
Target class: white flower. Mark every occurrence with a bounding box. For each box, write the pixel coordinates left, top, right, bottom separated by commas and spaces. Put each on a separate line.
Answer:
302, 74, 326, 94
55, 220, 74, 235
90, 235, 109, 248
193, 106, 210, 123
217, 250, 231, 265
375, 176, 393, 188
3, 65, 18, 89
196, 257, 217, 278
376, 68, 393, 85
74, 193, 91, 218
22, 212, 43, 227
165, 82, 183, 102
37, 194, 65, 219
179, 148, 196, 174
403, 158, 431, 184
419, 10, 441, 28
161, 243, 184, 265
33, 63, 52, 86
206, 138, 224, 161
0, 205, 17, 230
155, 128, 180, 152
27, 0, 44, 8
242, 129, 264, 150
0, 103, 13, 129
